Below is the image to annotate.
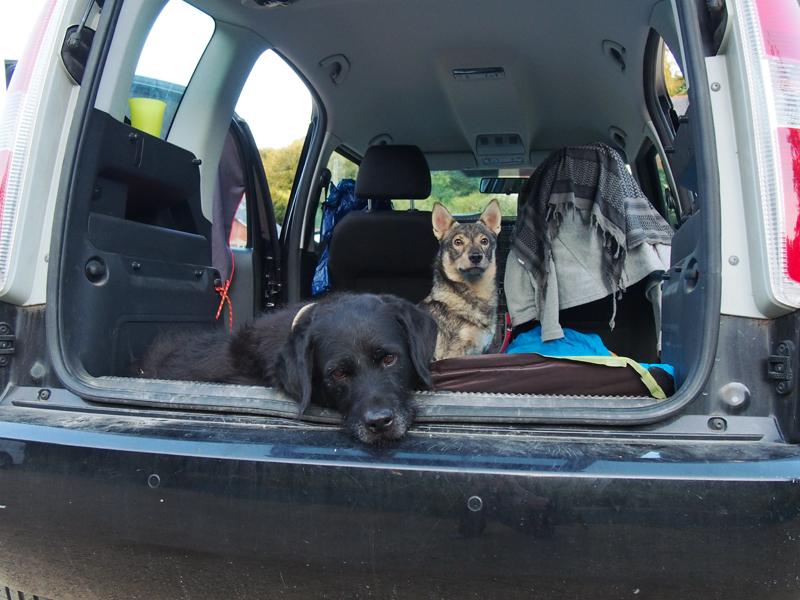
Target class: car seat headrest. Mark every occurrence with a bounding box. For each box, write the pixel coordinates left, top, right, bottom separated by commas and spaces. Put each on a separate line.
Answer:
354, 144, 431, 200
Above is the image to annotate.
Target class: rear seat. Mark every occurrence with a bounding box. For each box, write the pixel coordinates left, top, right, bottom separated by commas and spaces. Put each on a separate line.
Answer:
504, 144, 672, 363
325, 143, 663, 363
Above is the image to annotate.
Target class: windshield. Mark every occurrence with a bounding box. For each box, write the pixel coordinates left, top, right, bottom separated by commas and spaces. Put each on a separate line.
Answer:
405, 169, 529, 217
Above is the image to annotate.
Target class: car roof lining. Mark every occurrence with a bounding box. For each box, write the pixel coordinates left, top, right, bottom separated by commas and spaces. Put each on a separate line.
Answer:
188, 0, 665, 168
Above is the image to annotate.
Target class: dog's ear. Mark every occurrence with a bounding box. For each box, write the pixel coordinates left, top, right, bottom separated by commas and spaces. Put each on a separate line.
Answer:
380, 295, 438, 390
431, 202, 455, 240
479, 198, 502, 235
274, 304, 318, 414
292, 302, 316, 330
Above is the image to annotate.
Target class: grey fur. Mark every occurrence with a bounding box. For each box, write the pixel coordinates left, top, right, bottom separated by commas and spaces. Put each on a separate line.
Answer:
419, 200, 502, 360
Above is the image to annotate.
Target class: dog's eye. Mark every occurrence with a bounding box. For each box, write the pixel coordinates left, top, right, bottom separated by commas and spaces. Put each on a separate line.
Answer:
480, 237, 489, 245
453, 238, 463, 246
382, 354, 397, 366
332, 368, 347, 379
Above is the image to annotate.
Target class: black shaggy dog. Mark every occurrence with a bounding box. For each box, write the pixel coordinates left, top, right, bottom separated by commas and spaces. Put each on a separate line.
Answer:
137, 293, 438, 445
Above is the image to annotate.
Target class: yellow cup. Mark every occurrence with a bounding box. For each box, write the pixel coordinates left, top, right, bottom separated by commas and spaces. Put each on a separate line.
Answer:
128, 98, 167, 137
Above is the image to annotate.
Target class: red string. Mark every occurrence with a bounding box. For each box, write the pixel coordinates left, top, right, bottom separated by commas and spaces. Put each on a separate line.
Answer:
500, 314, 512, 353
215, 248, 235, 331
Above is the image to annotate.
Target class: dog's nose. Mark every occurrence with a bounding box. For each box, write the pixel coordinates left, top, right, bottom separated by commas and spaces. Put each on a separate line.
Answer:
468, 251, 483, 265
364, 408, 394, 432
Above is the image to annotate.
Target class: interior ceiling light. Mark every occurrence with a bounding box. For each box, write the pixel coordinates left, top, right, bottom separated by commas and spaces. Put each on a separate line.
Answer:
453, 67, 505, 81
243, 0, 295, 8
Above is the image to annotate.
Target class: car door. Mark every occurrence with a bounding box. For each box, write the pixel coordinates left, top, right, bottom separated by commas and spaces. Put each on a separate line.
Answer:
218, 115, 283, 324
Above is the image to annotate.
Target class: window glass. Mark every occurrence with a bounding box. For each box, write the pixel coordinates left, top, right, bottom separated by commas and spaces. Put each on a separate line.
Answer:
230, 198, 248, 248
315, 150, 360, 238
411, 170, 521, 216
663, 44, 688, 117
328, 151, 359, 184
127, 0, 215, 138
655, 154, 680, 228
235, 50, 313, 227
324, 164, 520, 217
314, 162, 521, 244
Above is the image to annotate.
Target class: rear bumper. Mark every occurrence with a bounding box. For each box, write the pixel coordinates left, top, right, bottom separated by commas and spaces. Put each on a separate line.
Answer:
1, 398, 800, 599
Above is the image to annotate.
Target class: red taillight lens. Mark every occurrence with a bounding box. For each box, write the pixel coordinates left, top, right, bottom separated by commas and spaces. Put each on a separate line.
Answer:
738, 0, 800, 307
781, 127, 800, 281
756, 0, 800, 61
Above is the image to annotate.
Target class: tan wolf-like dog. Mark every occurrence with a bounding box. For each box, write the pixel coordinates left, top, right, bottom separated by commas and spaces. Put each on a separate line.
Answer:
420, 199, 503, 360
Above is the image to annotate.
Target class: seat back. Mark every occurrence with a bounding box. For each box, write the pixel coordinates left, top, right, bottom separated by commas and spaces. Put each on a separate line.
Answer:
327, 145, 437, 302
328, 210, 439, 302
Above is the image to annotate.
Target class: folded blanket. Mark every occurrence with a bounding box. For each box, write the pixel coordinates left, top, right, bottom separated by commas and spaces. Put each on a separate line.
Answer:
504, 325, 675, 397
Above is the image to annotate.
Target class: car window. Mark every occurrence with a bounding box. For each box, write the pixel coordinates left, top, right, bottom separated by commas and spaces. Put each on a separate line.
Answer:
655, 153, 680, 228
663, 43, 688, 117
314, 150, 360, 240
235, 50, 313, 227
127, 0, 215, 139
328, 149, 360, 184
320, 164, 521, 221
412, 170, 521, 216
229, 196, 248, 248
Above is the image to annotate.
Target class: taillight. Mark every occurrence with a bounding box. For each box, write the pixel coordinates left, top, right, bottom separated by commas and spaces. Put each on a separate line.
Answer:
738, 0, 800, 307
0, 0, 66, 293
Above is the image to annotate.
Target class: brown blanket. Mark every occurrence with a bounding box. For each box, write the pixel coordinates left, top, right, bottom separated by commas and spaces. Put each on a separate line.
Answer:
429, 353, 673, 397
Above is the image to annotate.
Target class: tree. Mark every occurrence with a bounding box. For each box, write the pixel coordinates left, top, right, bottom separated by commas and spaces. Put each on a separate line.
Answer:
260, 138, 305, 225
664, 47, 687, 97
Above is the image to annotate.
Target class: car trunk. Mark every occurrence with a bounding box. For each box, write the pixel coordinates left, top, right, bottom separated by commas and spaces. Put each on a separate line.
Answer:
45, 0, 734, 439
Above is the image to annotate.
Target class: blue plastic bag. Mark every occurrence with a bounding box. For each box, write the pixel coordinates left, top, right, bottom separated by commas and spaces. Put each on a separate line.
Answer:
311, 179, 392, 295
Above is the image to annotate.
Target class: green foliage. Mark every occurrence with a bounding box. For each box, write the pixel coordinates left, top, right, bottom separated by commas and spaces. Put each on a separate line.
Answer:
260, 138, 305, 225
429, 171, 478, 204
664, 48, 687, 97
412, 193, 517, 217
414, 170, 517, 216
327, 152, 360, 183
260, 143, 518, 226
665, 69, 687, 97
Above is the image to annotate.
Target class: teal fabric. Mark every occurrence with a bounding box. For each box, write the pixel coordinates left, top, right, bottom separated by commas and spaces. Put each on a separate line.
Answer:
506, 326, 612, 357
506, 326, 675, 377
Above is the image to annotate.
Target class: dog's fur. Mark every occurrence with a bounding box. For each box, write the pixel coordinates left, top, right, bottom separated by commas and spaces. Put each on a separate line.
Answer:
137, 293, 438, 445
419, 199, 503, 360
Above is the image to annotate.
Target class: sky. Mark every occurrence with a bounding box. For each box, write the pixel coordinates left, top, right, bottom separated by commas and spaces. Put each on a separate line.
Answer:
0, 0, 313, 150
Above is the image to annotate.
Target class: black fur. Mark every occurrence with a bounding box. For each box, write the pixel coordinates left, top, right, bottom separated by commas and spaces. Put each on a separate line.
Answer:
137, 293, 438, 444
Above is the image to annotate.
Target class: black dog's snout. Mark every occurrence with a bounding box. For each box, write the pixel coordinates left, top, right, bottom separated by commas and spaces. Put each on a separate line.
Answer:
364, 408, 394, 432
468, 251, 483, 265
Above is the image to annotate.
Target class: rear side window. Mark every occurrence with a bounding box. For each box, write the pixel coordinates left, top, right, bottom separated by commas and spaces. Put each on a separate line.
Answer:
663, 44, 687, 117
315, 150, 361, 239
639, 33, 692, 224
655, 153, 680, 228
127, 0, 215, 139
328, 150, 360, 184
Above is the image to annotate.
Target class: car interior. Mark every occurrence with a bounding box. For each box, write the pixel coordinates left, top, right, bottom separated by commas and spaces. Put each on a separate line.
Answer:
51, 0, 723, 426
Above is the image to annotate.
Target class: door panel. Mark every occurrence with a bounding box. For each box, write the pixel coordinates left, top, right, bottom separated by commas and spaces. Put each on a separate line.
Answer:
58, 108, 219, 378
